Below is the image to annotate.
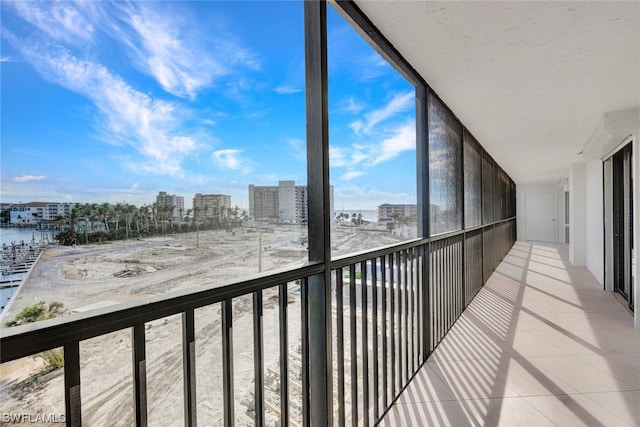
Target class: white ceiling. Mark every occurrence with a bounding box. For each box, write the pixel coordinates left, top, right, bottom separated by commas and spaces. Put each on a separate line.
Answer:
353, 1, 640, 184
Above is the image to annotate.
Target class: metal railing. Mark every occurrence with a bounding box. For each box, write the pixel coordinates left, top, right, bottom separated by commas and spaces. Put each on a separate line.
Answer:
1, 219, 515, 426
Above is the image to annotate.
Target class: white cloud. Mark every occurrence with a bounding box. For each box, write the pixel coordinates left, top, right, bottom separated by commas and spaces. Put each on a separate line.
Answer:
13, 175, 46, 183
125, 6, 223, 99
350, 91, 414, 135
338, 97, 365, 114
286, 138, 305, 160
331, 120, 416, 181
212, 149, 252, 174
5, 33, 199, 177
342, 171, 365, 181
9, 1, 95, 45
1, 57, 13, 62
372, 122, 416, 165
275, 85, 301, 95
118, 4, 260, 100
329, 146, 349, 168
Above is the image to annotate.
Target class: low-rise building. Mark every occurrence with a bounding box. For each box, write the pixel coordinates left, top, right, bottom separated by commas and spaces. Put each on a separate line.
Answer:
378, 204, 417, 224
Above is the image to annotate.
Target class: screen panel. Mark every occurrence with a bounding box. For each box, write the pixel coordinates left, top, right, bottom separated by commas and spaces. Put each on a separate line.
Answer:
428, 94, 462, 235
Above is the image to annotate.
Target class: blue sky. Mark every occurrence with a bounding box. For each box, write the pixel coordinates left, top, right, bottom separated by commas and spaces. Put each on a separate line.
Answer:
1, 1, 416, 210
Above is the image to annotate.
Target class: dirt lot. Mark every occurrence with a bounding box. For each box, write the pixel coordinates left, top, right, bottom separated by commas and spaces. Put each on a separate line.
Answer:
0, 224, 405, 426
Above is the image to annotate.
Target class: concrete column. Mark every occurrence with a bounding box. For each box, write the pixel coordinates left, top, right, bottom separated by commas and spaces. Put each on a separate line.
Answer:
569, 163, 586, 266
585, 160, 604, 284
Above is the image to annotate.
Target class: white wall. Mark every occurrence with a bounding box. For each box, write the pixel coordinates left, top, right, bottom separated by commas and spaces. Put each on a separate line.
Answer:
585, 160, 604, 284
516, 183, 563, 242
569, 163, 587, 266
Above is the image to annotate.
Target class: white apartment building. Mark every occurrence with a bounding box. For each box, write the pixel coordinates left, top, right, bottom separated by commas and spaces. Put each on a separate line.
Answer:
9, 202, 77, 226
156, 191, 185, 221
248, 181, 332, 223
192, 193, 232, 221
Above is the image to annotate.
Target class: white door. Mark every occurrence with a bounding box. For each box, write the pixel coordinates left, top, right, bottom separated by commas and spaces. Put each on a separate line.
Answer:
525, 192, 557, 242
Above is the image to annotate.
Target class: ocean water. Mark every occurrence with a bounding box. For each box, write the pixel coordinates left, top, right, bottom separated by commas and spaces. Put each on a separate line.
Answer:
0, 227, 54, 313
334, 209, 378, 223
1, 227, 56, 246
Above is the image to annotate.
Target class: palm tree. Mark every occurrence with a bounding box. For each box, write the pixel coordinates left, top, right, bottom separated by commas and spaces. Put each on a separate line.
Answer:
67, 207, 80, 233
113, 203, 123, 235
124, 204, 136, 239
186, 208, 193, 227
151, 203, 159, 233
140, 205, 150, 234
98, 203, 110, 232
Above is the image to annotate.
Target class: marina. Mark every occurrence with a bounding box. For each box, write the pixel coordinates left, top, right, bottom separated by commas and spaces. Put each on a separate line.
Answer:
0, 227, 51, 313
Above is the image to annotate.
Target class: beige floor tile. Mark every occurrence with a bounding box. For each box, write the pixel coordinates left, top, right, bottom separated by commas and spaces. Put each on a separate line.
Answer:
430, 332, 512, 362
427, 359, 519, 400
396, 397, 556, 427
377, 406, 408, 427
583, 391, 640, 426
576, 353, 640, 388
393, 400, 477, 427
527, 355, 636, 393
504, 331, 569, 358
533, 310, 634, 331
531, 328, 640, 356
525, 393, 632, 427
397, 363, 457, 403
491, 357, 579, 397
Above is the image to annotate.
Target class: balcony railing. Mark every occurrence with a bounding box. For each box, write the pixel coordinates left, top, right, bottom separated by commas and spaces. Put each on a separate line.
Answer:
1, 219, 515, 426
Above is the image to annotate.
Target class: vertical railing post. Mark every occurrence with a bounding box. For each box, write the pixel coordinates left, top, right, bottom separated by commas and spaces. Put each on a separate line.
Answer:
183, 310, 197, 427
253, 291, 265, 427
64, 342, 81, 427
222, 300, 234, 427
132, 323, 147, 427
279, 284, 290, 427
305, 1, 332, 425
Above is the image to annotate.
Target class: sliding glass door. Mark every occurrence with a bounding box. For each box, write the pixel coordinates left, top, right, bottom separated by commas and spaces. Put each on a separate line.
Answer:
605, 142, 634, 310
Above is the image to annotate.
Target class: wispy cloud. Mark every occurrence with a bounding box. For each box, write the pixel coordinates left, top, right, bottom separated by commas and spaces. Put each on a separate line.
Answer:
286, 138, 305, 161
350, 91, 414, 135
115, 3, 260, 100
13, 175, 46, 183
342, 171, 365, 181
335, 97, 366, 115
1, 56, 13, 62
372, 122, 415, 165
125, 6, 221, 99
4, 31, 198, 177
275, 85, 301, 95
212, 149, 252, 174
9, 1, 95, 46
331, 120, 416, 180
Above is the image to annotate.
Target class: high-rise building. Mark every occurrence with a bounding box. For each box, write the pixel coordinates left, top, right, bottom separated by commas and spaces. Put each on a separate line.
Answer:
192, 193, 232, 221
156, 192, 184, 221
248, 181, 333, 223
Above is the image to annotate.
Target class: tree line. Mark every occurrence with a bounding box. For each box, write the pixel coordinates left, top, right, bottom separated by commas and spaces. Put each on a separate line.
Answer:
47, 202, 246, 246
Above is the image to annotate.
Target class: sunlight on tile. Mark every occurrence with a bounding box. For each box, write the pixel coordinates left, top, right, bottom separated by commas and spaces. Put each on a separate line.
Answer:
583, 391, 640, 426
390, 241, 638, 427
525, 393, 632, 427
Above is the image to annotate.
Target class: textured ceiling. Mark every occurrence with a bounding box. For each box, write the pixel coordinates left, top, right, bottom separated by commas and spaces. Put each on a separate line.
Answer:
353, 1, 640, 184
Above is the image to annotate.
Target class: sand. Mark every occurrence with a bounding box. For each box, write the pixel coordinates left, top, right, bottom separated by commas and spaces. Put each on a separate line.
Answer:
0, 224, 407, 426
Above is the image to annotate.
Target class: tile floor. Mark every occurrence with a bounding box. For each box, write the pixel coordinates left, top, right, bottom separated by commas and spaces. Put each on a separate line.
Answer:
380, 241, 640, 427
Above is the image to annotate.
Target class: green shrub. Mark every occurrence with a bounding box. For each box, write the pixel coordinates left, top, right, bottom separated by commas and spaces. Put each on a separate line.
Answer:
6, 301, 67, 372
6, 300, 66, 326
